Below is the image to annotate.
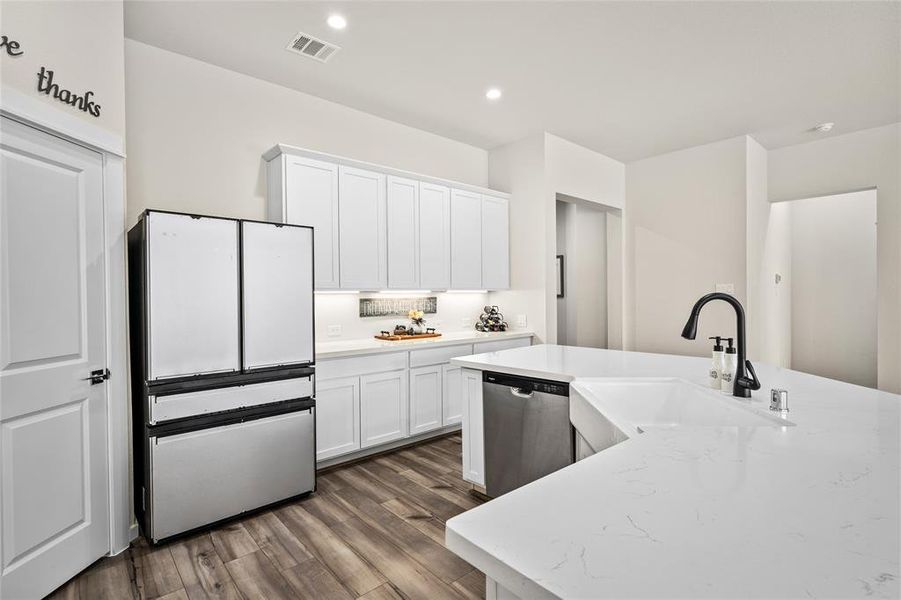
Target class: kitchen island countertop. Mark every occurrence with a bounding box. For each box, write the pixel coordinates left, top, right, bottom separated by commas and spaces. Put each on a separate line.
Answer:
446, 345, 900, 599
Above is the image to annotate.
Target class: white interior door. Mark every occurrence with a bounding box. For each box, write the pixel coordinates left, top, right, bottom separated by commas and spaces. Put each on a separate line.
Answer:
0, 117, 110, 599
147, 212, 240, 379
242, 221, 314, 369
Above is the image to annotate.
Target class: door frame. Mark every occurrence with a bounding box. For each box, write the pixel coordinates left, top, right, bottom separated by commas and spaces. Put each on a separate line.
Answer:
1, 86, 133, 554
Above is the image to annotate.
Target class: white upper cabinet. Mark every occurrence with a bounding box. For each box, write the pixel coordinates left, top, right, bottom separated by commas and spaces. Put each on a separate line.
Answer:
339, 166, 387, 290
269, 156, 339, 289
147, 212, 241, 380
450, 189, 483, 289
418, 183, 451, 290
241, 221, 314, 370
386, 176, 419, 289
264, 146, 510, 291
481, 195, 510, 290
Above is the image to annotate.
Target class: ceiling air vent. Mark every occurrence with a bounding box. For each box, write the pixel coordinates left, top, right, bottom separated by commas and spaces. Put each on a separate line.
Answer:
286, 31, 341, 63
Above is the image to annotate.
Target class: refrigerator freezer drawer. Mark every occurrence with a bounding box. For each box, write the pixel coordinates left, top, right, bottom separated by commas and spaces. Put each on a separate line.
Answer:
148, 376, 313, 423
148, 409, 315, 541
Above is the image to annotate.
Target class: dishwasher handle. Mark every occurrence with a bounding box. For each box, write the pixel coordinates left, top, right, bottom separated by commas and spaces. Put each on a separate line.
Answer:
510, 387, 534, 399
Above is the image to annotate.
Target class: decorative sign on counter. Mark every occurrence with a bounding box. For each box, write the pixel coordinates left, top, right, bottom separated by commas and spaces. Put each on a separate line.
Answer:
360, 296, 437, 318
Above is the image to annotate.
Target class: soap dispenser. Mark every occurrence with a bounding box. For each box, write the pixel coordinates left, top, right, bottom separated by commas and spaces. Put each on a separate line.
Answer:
708, 336, 725, 389
720, 338, 737, 393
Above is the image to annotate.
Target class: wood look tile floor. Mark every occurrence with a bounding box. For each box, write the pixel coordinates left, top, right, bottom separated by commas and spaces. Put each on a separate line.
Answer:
47, 433, 486, 600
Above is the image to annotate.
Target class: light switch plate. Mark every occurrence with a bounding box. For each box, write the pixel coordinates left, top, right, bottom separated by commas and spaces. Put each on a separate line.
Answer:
327, 325, 342, 337
715, 283, 735, 295
516, 314, 528, 328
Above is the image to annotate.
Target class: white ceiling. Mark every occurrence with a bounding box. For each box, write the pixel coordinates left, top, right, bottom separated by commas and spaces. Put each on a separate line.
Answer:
124, 1, 900, 162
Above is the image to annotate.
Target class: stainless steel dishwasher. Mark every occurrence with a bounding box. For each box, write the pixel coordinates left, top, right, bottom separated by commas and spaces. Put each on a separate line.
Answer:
483, 371, 574, 498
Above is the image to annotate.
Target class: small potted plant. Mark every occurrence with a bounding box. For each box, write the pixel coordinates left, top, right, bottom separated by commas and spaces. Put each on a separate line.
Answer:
408, 309, 426, 335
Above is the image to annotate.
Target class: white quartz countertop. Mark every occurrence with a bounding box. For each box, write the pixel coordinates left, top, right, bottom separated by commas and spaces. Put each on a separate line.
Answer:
446, 345, 900, 599
315, 330, 533, 359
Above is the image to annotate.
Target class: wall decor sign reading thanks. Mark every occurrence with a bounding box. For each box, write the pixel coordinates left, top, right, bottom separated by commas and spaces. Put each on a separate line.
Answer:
1, 35, 24, 56
0, 34, 102, 118
37, 67, 102, 117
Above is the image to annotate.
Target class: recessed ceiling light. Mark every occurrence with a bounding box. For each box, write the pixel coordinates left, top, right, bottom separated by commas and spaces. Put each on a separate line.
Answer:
485, 88, 502, 101
327, 14, 347, 30
813, 122, 834, 133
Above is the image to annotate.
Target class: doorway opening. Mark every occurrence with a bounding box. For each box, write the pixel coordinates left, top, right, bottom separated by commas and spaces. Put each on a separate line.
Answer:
770, 189, 877, 388
554, 194, 621, 348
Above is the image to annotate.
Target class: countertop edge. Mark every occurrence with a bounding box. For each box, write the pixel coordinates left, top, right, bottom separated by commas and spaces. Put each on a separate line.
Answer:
316, 331, 535, 359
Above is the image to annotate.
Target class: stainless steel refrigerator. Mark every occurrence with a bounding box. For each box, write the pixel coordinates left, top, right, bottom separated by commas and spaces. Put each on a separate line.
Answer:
128, 210, 316, 543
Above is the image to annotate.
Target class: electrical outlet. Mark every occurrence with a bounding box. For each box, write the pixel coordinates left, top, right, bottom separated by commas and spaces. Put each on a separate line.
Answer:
715, 283, 735, 295
516, 314, 527, 328
461, 317, 472, 329
327, 325, 342, 337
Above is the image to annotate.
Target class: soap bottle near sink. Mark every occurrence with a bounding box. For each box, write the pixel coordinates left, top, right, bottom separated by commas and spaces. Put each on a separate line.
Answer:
720, 338, 737, 393
708, 336, 725, 389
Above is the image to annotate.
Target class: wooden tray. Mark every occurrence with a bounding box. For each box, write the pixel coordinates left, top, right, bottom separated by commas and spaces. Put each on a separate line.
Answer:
374, 332, 442, 341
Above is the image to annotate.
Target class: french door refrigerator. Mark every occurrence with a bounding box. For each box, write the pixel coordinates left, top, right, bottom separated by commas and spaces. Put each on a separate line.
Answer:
128, 210, 316, 543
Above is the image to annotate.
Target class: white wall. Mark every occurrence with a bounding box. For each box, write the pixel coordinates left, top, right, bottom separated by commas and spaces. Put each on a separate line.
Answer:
625, 136, 749, 357
0, 0, 126, 136
744, 136, 769, 362
760, 201, 792, 368
769, 123, 900, 393
489, 133, 624, 344
488, 134, 551, 341
124, 40, 488, 226
315, 292, 490, 341
572, 204, 608, 348
546, 133, 625, 210
788, 190, 877, 388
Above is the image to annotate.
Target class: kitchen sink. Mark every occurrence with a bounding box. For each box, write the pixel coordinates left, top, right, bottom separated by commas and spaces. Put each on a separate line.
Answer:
570, 378, 795, 454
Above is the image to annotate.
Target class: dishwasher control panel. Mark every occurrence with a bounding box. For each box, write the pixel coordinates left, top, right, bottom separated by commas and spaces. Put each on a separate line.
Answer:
483, 371, 570, 397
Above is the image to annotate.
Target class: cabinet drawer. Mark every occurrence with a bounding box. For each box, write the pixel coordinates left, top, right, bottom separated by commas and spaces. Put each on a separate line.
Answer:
149, 377, 313, 423
149, 409, 315, 541
473, 337, 531, 354
317, 352, 407, 380
409, 344, 474, 368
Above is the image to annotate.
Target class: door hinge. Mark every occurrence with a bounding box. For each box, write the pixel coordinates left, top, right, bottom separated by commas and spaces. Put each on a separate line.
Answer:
83, 368, 111, 385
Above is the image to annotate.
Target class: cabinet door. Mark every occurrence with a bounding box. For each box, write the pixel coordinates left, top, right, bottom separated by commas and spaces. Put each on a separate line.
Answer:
283, 156, 339, 289
461, 368, 485, 485
419, 183, 451, 290
450, 189, 483, 289
410, 365, 442, 435
442, 364, 464, 426
241, 222, 314, 369
339, 166, 387, 289
481, 196, 510, 290
386, 176, 419, 289
147, 212, 240, 380
316, 377, 361, 461
360, 370, 408, 448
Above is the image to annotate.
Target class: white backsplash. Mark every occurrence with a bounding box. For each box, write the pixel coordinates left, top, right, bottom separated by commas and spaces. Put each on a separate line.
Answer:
315, 292, 492, 341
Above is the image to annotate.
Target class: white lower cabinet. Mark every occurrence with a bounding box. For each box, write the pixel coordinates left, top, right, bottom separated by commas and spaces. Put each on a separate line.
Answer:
442, 365, 464, 426
410, 365, 443, 435
461, 368, 485, 486
315, 377, 360, 461
360, 370, 408, 448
